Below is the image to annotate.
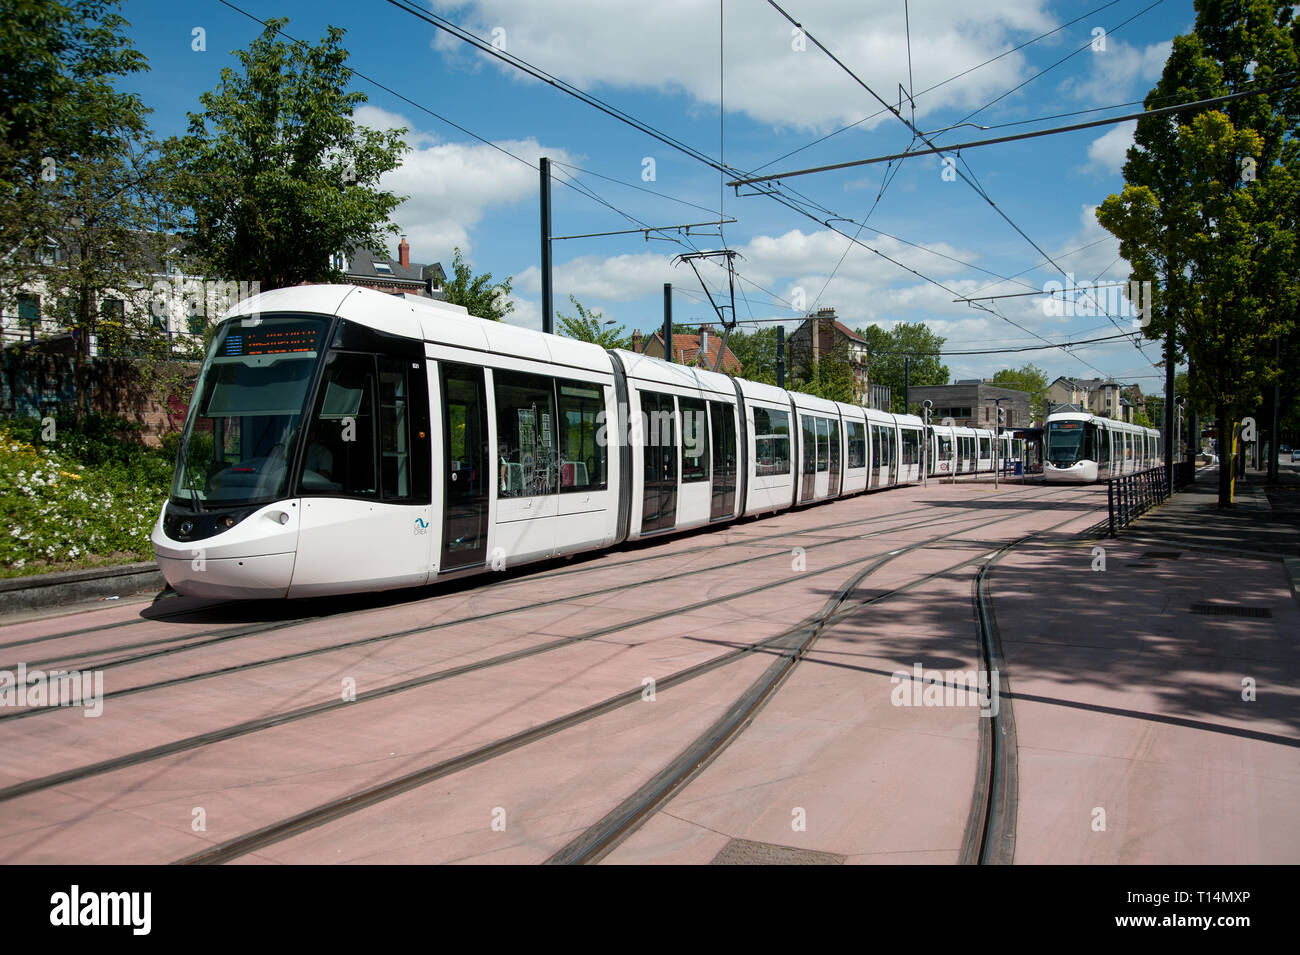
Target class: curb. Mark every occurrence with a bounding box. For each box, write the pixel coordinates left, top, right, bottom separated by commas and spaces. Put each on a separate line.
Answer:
0, 562, 165, 614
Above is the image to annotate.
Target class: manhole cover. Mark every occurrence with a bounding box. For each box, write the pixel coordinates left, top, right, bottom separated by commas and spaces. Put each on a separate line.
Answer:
1142, 551, 1183, 560
1189, 603, 1272, 618
710, 838, 845, 865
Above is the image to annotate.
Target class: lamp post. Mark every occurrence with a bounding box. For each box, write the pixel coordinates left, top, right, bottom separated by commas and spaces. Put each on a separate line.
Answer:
993, 398, 1007, 490
1175, 395, 1186, 479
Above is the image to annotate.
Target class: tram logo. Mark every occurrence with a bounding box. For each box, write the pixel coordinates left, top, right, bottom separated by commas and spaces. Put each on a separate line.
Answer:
889, 663, 1000, 717
413, 517, 429, 536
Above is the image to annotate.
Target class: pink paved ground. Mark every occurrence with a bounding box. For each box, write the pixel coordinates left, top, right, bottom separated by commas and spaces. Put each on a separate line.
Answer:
990, 537, 1300, 863
9, 478, 1275, 864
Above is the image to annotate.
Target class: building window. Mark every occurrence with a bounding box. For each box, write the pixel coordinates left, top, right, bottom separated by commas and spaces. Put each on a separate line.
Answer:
17, 293, 40, 329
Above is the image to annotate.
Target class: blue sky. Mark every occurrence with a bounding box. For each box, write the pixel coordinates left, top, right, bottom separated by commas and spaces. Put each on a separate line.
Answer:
120, 0, 1197, 389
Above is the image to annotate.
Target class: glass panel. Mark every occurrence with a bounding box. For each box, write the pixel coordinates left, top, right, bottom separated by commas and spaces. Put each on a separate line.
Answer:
442, 363, 488, 567
847, 421, 866, 468
557, 379, 607, 492
496, 370, 557, 497
801, 415, 817, 475
379, 358, 412, 501
816, 418, 829, 472
680, 396, 709, 483
754, 407, 790, 477
300, 351, 378, 498
172, 315, 328, 508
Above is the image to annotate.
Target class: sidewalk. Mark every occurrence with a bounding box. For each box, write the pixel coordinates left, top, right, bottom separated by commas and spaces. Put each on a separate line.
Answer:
1121, 464, 1300, 559
989, 467, 1300, 863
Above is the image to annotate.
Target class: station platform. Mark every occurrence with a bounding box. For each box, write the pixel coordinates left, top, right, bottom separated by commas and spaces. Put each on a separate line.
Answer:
988, 465, 1300, 863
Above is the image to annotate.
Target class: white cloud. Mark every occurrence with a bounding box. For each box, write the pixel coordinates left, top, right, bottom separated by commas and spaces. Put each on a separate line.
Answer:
428, 0, 1058, 131
1059, 38, 1170, 104
1080, 120, 1135, 176
354, 104, 574, 264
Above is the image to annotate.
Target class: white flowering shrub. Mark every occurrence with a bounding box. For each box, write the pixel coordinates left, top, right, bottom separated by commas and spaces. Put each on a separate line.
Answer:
1, 421, 172, 577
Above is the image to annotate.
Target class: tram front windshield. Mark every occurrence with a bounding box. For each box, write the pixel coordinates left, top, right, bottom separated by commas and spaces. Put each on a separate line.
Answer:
171, 314, 329, 510
1046, 420, 1088, 465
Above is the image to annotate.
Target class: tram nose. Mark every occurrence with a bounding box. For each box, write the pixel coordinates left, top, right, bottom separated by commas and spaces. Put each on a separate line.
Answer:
152, 501, 300, 599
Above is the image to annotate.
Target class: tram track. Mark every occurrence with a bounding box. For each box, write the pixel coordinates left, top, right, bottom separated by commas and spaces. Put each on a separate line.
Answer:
157, 487, 1096, 865
0, 480, 1046, 657
545, 505, 1094, 864
0, 485, 1076, 711
0, 488, 1093, 812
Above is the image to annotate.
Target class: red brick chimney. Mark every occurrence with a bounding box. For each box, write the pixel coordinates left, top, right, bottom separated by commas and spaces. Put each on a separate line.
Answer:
632, 329, 643, 351
398, 236, 410, 270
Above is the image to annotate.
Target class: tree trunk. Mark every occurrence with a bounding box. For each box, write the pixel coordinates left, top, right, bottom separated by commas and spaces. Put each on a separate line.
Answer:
1216, 402, 1232, 508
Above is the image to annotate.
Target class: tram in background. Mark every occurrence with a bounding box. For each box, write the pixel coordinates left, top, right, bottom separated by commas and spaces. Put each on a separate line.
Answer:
1043, 410, 1162, 483
153, 285, 1008, 599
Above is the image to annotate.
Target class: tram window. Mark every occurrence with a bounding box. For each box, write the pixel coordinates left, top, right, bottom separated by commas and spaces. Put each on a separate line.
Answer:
901, 429, 920, 466
754, 407, 790, 477
557, 380, 608, 492
800, 415, 816, 475
301, 351, 378, 498
875, 426, 893, 468
815, 417, 829, 472
495, 370, 558, 497
847, 421, 866, 468
377, 357, 431, 503
937, 435, 953, 459
680, 396, 710, 483
979, 436, 991, 460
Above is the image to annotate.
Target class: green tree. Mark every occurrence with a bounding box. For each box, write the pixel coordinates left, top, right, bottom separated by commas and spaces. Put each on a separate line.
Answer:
989, 364, 1049, 422
859, 322, 949, 413
726, 326, 780, 384
1096, 0, 1299, 506
164, 17, 408, 291
0, 1, 180, 421
0, 0, 151, 307
443, 247, 514, 321
555, 295, 627, 347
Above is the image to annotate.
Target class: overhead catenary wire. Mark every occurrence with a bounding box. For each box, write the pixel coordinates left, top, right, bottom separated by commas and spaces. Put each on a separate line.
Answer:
759, 0, 1173, 375
363, 0, 1142, 380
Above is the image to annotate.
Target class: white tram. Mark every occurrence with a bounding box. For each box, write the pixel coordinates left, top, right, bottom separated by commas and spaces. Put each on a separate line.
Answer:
152, 286, 1009, 599
1043, 410, 1162, 483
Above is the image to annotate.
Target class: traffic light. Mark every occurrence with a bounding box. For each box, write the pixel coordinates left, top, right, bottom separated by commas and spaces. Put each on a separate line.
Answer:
997, 405, 1006, 432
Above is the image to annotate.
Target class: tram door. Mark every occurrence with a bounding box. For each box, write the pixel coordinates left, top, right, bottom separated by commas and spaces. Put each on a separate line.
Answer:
827, 418, 841, 496
709, 401, 736, 520
440, 363, 489, 570
800, 415, 817, 501
641, 391, 677, 533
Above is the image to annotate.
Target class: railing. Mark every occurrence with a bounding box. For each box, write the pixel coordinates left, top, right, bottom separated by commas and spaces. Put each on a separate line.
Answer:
1106, 461, 1195, 536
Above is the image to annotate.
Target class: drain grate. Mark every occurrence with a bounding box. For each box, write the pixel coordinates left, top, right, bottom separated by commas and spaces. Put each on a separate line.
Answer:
710, 838, 845, 865
1142, 551, 1183, 560
1189, 603, 1272, 618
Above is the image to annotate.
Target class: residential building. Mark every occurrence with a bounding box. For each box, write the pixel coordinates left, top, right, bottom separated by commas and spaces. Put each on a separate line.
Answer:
786, 307, 870, 404
632, 325, 743, 374
909, 381, 1033, 430
334, 237, 447, 299
1046, 377, 1133, 422
2, 232, 210, 354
